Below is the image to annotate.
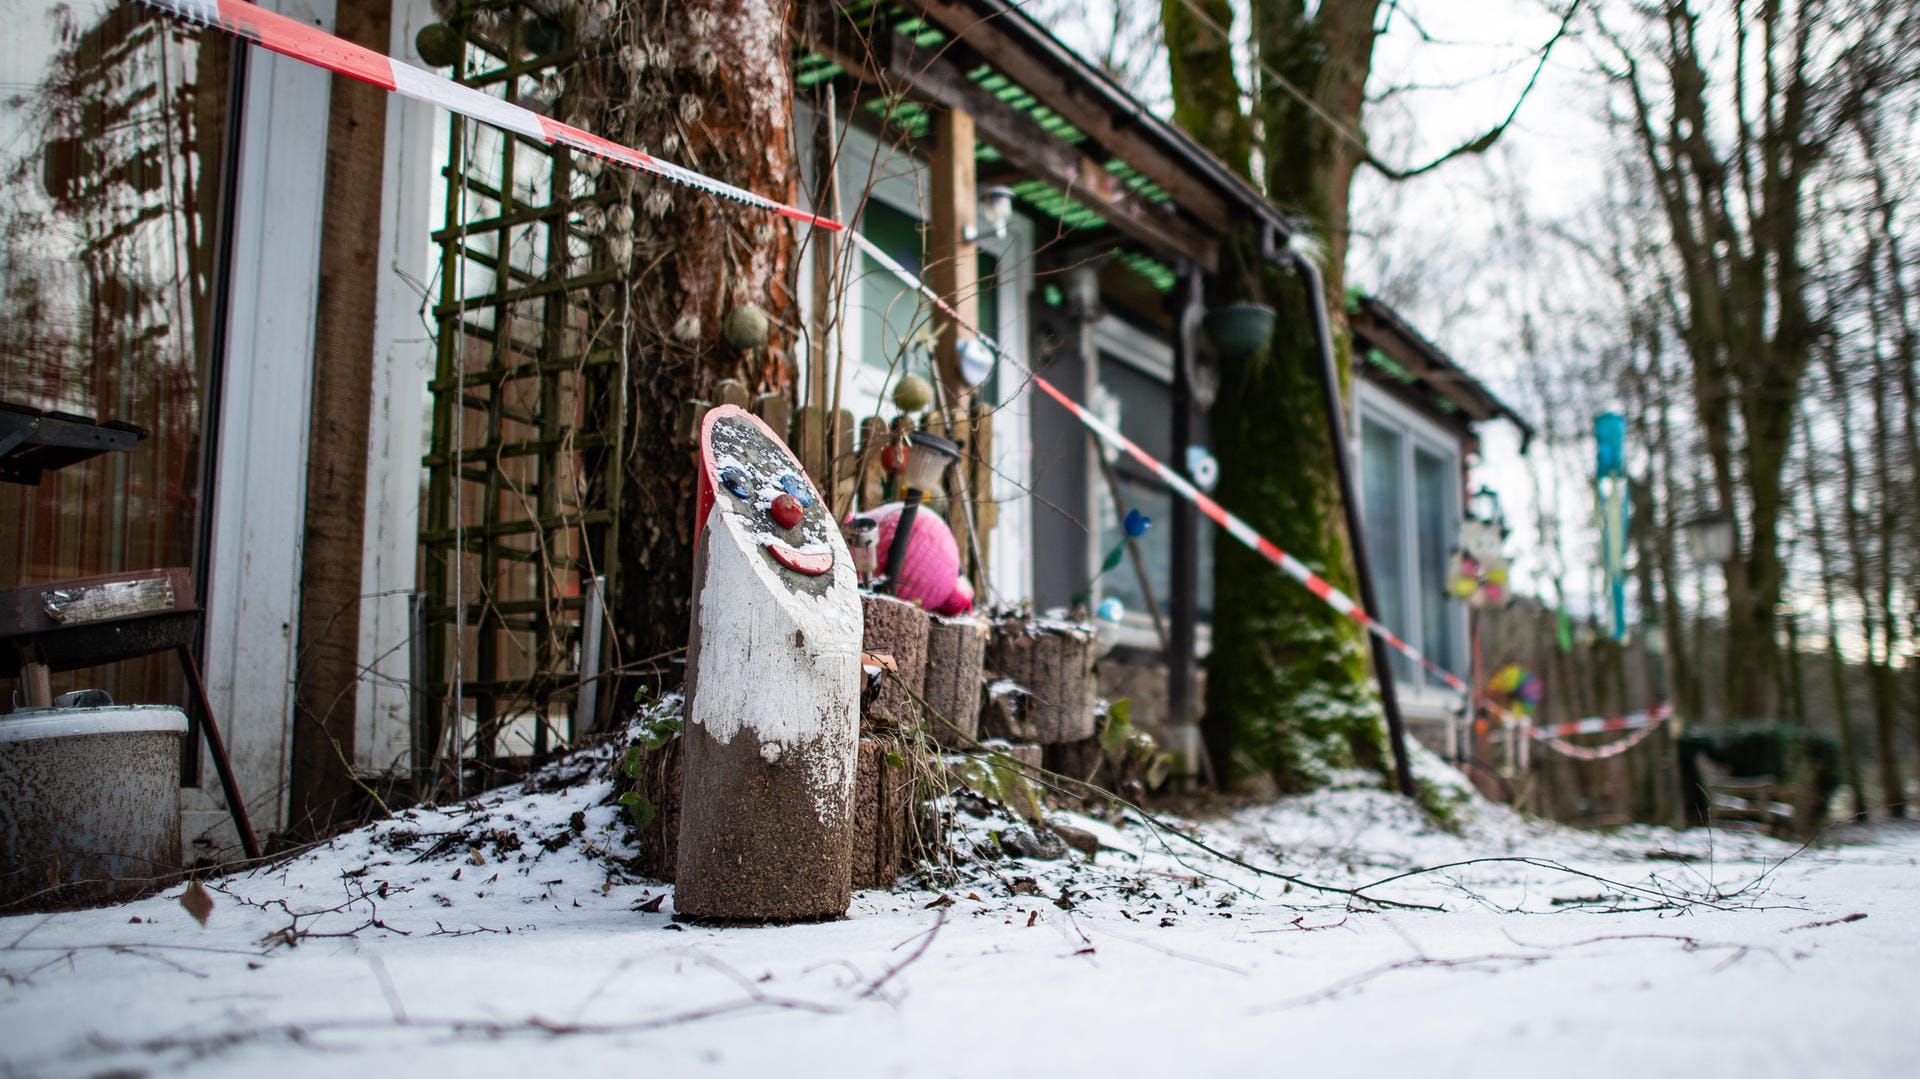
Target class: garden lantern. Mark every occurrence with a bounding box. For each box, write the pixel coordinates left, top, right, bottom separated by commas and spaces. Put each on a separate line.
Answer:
1682, 509, 1736, 565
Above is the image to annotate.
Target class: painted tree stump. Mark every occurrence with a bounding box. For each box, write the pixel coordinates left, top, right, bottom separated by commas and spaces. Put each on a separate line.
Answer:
861, 593, 929, 732
985, 618, 1097, 744
676, 406, 861, 924
923, 615, 987, 748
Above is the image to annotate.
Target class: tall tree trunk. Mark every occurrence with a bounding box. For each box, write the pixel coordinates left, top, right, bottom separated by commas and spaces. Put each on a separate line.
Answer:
1867, 254, 1907, 817
1823, 341, 1902, 817
606, 1, 799, 682
1865, 141, 1920, 802
1170, 0, 1388, 789
1653, 385, 1697, 720
1802, 427, 1864, 818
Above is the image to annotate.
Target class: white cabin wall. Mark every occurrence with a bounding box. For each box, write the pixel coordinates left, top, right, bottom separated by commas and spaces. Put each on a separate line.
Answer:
186, 0, 338, 856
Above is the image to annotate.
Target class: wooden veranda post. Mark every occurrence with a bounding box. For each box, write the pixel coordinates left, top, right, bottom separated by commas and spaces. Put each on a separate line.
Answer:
928, 105, 984, 579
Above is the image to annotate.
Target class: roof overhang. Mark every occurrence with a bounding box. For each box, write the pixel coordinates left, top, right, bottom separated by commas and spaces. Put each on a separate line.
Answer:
796, 0, 1293, 276
1350, 296, 1535, 448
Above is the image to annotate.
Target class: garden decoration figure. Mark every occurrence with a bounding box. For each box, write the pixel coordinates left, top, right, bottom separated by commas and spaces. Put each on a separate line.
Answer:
1447, 517, 1512, 607
1485, 663, 1545, 719
677, 405, 861, 923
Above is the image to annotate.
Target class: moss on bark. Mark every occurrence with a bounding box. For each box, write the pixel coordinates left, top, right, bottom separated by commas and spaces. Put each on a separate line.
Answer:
1164, 0, 1388, 791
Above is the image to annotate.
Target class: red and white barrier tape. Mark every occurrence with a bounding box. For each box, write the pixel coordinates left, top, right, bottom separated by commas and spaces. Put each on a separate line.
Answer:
1530, 705, 1671, 742
133, 0, 843, 233
140, 0, 1473, 699
1537, 722, 1662, 761
844, 234, 1473, 697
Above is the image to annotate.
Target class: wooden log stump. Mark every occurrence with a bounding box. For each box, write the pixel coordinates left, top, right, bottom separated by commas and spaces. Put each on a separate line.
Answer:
1045, 736, 1105, 786
861, 593, 929, 732
852, 738, 923, 889
978, 740, 1044, 772
630, 735, 682, 882
980, 678, 1036, 742
985, 618, 1096, 744
923, 615, 987, 748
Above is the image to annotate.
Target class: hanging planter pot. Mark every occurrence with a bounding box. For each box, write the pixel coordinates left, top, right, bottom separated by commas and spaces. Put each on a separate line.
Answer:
1201, 303, 1276, 360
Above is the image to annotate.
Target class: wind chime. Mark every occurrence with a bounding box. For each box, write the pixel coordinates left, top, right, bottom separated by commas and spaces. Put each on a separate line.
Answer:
1450, 487, 1519, 770
1595, 413, 1631, 642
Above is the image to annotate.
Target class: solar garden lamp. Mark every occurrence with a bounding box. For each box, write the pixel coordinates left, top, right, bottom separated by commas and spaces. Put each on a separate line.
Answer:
882, 431, 961, 594
1683, 509, 1736, 565
846, 516, 879, 585
966, 185, 1016, 243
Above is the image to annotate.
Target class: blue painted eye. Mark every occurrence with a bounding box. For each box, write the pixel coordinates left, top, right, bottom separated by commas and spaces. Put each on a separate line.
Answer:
777, 472, 814, 507
720, 467, 751, 499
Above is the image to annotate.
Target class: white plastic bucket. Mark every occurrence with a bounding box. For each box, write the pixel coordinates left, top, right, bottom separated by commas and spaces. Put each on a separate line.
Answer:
0, 705, 186, 909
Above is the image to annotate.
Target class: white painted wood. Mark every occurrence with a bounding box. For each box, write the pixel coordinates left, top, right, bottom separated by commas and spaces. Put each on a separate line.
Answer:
182, 0, 337, 858
354, 0, 439, 775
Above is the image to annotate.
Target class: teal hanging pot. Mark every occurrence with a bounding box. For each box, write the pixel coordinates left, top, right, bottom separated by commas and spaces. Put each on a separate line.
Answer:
1201, 303, 1277, 360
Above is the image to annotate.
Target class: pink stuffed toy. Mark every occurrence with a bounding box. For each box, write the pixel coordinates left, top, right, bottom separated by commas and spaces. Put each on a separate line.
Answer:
854, 502, 975, 615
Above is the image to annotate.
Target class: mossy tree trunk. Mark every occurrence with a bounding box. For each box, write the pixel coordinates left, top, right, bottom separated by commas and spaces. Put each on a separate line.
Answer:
1163, 0, 1386, 789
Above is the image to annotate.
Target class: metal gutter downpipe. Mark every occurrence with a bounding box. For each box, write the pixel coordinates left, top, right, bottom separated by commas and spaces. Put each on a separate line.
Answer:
1268, 229, 1418, 799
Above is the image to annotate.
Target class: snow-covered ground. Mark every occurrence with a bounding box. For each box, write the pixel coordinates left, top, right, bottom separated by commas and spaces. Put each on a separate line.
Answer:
2, 751, 1915, 1078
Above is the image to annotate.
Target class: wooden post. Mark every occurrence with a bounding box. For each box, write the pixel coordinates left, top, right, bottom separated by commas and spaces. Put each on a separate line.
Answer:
1167, 269, 1203, 785
861, 594, 930, 732
986, 616, 1097, 744
928, 107, 978, 398
808, 90, 842, 421
968, 400, 994, 578
290, 0, 393, 835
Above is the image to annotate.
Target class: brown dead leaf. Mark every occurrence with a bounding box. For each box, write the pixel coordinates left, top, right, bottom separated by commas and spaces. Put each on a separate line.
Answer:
467, 847, 486, 866
180, 880, 214, 927
1026, 910, 1039, 927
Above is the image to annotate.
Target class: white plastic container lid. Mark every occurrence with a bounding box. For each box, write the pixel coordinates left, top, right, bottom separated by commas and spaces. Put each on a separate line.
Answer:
0, 705, 189, 745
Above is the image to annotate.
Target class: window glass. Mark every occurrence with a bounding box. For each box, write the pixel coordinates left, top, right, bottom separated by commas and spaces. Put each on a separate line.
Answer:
855, 197, 1002, 405
1360, 417, 1410, 680
857, 198, 927, 384
1097, 352, 1214, 625
1, 2, 232, 705
1414, 446, 1457, 681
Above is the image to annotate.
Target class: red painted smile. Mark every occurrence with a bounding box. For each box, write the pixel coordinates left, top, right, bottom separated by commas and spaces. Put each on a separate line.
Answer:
765, 542, 833, 576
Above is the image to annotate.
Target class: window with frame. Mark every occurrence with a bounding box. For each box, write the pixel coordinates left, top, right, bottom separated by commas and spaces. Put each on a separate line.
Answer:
1356, 392, 1465, 692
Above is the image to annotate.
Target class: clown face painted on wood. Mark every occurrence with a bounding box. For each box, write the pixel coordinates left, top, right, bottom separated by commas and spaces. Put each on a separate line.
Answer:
676, 405, 861, 923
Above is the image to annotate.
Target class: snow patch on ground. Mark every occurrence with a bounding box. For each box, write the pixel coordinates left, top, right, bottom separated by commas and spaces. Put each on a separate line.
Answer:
3, 750, 1916, 1078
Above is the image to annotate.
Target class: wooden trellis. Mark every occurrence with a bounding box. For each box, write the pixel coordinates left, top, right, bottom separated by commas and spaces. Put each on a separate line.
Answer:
420, 2, 622, 771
